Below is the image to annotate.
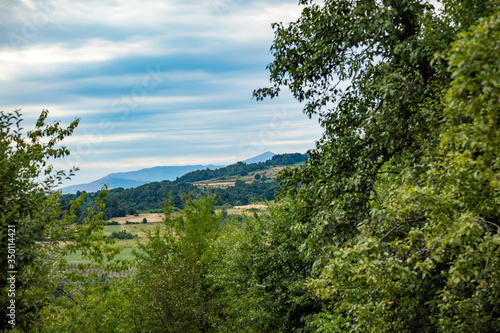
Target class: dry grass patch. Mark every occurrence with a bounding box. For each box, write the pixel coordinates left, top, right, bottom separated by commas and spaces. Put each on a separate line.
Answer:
108, 213, 163, 224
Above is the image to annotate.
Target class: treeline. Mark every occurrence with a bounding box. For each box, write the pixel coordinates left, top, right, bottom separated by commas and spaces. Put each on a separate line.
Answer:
60, 179, 280, 222
60, 153, 303, 222
174, 153, 307, 183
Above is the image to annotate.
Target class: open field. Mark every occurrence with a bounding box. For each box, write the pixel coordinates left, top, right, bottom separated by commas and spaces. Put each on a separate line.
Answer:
233, 204, 268, 210
64, 246, 136, 264
218, 203, 270, 216
193, 181, 236, 187
108, 213, 164, 224
64, 222, 166, 264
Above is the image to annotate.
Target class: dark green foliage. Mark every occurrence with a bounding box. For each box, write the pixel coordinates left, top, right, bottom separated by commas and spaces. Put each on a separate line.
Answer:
0, 110, 78, 330
3, 1, 498, 331
213, 199, 324, 332
108, 230, 135, 239
254, 0, 500, 331
105, 197, 127, 219
0, 110, 124, 331
62, 179, 280, 223
131, 196, 224, 332
175, 153, 307, 183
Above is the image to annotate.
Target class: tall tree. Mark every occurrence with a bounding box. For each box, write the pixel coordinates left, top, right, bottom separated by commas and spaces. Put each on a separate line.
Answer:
0, 110, 122, 330
0, 110, 78, 329
133, 195, 224, 332
255, 0, 499, 331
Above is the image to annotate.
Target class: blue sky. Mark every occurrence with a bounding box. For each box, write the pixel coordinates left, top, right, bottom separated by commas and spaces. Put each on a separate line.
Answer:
0, 0, 323, 186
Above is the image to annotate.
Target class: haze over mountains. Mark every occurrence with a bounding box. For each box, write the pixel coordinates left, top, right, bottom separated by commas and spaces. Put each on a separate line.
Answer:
61, 151, 276, 194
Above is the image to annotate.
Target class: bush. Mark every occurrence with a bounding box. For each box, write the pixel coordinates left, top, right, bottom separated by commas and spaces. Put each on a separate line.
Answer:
108, 231, 135, 239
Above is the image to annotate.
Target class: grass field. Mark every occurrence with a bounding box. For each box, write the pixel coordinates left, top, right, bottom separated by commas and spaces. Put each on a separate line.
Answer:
64, 221, 166, 264
63, 245, 136, 264
108, 213, 164, 224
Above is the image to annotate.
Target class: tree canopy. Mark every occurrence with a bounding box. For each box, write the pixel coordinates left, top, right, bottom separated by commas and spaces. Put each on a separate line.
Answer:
0, 110, 124, 331
253, 0, 499, 331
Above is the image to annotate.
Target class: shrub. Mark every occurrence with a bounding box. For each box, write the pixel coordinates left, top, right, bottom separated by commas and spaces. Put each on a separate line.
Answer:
108, 231, 134, 239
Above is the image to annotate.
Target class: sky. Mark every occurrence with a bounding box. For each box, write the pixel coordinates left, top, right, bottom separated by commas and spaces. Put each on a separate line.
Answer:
0, 0, 323, 186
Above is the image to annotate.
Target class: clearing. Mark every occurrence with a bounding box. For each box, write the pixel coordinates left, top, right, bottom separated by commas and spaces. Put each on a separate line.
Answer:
108, 213, 163, 224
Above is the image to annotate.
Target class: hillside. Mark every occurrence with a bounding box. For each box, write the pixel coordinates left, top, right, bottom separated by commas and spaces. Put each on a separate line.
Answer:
61, 164, 223, 194
175, 153, 307, 183
61, 151, 280, 194
60, 153, 307, 222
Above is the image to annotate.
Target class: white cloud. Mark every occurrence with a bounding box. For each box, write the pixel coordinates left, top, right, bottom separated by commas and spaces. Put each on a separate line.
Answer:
1, 0, 321, 185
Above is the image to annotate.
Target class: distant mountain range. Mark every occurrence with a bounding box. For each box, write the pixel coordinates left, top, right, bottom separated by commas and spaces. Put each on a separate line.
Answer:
61, 151, 276, 194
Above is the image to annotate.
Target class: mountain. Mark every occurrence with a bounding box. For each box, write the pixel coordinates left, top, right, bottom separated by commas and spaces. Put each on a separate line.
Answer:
61, 151, 285, 194
242, 151, 275, 164
61, 165, 222, 194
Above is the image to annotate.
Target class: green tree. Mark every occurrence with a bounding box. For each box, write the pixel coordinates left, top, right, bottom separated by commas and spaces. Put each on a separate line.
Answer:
40, 276, 136, 333
212, 199, 324, 332
0, 110, 124, 331
132, 195, 223, 332
0, 110, 77, 330
255, 0, 499, 331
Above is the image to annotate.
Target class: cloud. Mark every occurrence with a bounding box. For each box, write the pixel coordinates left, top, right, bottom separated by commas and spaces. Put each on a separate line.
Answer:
1, 0, 322, 185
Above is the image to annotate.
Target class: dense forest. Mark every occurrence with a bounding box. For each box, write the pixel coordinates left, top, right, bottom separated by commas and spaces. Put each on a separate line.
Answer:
1, 0, 499, 332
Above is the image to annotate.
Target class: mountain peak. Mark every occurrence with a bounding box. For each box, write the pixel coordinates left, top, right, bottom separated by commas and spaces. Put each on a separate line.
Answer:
242, 151, 275, 164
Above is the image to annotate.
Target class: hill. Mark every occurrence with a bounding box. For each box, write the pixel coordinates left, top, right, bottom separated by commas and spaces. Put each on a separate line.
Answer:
175, 153, 307, 184
60, 152, 308, 222
61, 164, 222, 194
60, 152, 280, 194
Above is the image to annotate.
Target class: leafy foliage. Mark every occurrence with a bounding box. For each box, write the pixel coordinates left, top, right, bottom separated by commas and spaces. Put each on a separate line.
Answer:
254, 0, 499, 331
40, 276, 136, 333
0, 110, 78, 330
108, 230, 135, 240
212, 198, 324, 332
0, 110, 124, 330
131, 195, 224, 332
2, 1, 498, 331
